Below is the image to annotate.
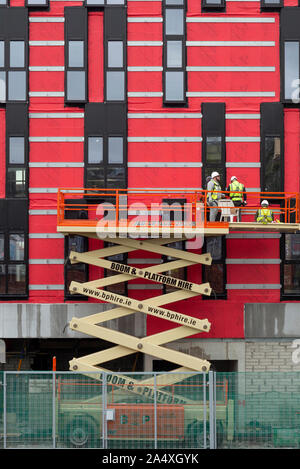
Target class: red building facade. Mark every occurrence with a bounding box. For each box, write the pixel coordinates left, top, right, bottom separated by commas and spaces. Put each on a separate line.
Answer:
0, 0, 300, 372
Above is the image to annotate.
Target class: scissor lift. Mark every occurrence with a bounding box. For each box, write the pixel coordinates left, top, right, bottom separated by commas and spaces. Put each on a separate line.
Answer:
57, 188, 300, 384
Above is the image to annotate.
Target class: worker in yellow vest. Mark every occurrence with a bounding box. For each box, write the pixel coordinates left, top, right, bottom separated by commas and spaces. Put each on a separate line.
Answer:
226, 176, 247, 222
207, 171, 224, 221
255, 200, 274, 224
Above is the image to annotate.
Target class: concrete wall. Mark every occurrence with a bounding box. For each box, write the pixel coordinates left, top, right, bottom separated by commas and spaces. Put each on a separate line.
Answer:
0, 303, 146, 339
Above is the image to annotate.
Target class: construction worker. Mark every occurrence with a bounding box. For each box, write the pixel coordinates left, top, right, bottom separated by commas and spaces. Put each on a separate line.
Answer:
226, 176, 247, 222
207, 171, 224, 222
255, 200, 274, 224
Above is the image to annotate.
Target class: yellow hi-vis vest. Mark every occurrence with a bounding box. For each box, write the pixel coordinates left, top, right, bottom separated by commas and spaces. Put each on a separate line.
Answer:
211, 180, 222, 200
229, 181, 244, 201
256, 208, 273, 224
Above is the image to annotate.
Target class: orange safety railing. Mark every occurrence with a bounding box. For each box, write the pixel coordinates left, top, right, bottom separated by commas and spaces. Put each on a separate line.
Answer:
57, 188, 300, 229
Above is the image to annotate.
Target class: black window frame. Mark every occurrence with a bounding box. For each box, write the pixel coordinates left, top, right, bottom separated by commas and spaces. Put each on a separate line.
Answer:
0, 38, 28, 104
0, 228, 28, 299
163, 0, 187, 106
6, 104, 28, 199
104, 7, 127, 103
280, 8, 300, 105
64, 234, 89, 301
260, 103, 284, 206
261, 0, 282, 10
202, 236, 227, 300
84, 0, 126, 6
86, 134, 127, 189
280, 233, 300, 300
85, 103, 127, 191
201, 103, 226, 190
64, 7, 88, 105
25, 0, 49, 7
202, 0, 226, 11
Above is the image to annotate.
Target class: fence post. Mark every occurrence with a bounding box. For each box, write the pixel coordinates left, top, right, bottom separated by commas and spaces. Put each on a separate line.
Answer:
154, 373, 157, 450
102, 372, 107, 449
52, 371, 56, 449
209, 371, 216, 449
3, 371, 6, 449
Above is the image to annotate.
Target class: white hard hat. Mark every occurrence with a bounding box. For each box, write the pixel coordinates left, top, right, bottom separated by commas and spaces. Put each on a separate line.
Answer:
261, 200, 269, 206
211, 171, 220, 178
230, 176, 237, 182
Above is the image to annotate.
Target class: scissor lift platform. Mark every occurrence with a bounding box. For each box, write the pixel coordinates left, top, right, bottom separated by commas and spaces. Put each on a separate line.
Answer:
57, 188, 300, 383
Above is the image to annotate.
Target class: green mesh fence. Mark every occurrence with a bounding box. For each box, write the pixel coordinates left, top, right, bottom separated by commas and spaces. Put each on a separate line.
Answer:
0, 372, 3, 449
1, 371, 300, 449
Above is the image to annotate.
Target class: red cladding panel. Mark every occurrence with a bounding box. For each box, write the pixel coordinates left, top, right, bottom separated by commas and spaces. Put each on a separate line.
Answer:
227, 239, 280, 259
227, 289, 280, 303
128, 168, 202, 188
128, 72, 161, 93
30, 72, 64, 93
30, 167, 83, 188
29, 265, 64, 284
30, 142, 84, 163
226, 118, 260, 137
188, 71, 278, 94
127, 23, 162, 42
29, 46, 64, 67
128, 118, 202, 137
88, 12, 104, 103
29, 23, 64, 41
128, 46, 162, 67
128, 142, 201, 162
29, 215, 58, 234
187, 46, 277, 68
127, 1, 162, 16
29, 239, 64, 259
227, 264, 280, 284
187, 23, 277, 42
30, 118, 84, 137
284, 0, 298, 5
9, 0, 25, 5
226, 143, 260, 163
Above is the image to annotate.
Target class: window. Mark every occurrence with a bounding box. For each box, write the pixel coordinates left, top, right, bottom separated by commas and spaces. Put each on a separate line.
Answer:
65, 235, 88, 300
65, 8, 87, 104
85, 0, 125, 5
281, 234, 300, 299
202, 236, 226, 299
0, 40, 27, 103
284, 42, 299, 102
281, 9, 300, 104
162, 241, 186, 294
163, 0, 186, 105
261, 0, 282, 9
7, 136, 26, 197
26, 0, 49, 6
106, 41, 125, 102
0, 232, 27, 297
262, 136, 281, 193
86, 135, 126, 188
